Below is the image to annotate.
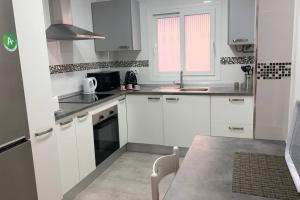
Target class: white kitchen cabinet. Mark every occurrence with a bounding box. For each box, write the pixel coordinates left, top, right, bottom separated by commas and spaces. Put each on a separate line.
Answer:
92, 0, 141, 51
228, 0, 256, 45
211, 96, 254, 138
75, 112, 96, 181
163, 95, 211, 148
127, 95, 164, 145
55, 119, 79, 194
12, 0, 62, 199
118, 97, 128, 148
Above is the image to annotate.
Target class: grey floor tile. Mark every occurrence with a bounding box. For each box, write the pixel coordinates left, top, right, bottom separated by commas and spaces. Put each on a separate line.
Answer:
73, 152, 182, 200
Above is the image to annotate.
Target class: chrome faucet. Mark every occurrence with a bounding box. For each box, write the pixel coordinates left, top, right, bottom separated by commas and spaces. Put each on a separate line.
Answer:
179, 70, 184, 89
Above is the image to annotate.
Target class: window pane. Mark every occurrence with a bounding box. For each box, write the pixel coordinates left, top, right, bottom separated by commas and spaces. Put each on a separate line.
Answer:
185, 14, 211, 72
157, 17, 180, 72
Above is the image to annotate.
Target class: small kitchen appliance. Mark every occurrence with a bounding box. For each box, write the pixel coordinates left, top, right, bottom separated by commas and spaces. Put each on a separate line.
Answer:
82, 77, 97, 94
124, 70, 138, 85
87, 71, 120, 92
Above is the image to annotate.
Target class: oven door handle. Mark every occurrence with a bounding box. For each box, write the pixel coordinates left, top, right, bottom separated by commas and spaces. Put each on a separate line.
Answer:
93, 115, 118, 129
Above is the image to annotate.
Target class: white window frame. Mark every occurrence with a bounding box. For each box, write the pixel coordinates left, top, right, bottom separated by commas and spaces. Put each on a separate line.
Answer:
149, 5, 216, 82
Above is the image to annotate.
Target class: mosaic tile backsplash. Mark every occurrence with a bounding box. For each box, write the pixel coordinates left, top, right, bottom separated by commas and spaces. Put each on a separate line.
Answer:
49, 60, 149, 74
220, 56, 255, 65
257, 62, 292, 80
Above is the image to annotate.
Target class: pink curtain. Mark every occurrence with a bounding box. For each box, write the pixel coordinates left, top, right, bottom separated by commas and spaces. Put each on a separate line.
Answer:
157, 17, 181, 72
185, 14, 211, 72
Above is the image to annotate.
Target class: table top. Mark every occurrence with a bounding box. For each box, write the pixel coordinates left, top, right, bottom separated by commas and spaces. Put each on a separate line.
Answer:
163, 136, 285, 200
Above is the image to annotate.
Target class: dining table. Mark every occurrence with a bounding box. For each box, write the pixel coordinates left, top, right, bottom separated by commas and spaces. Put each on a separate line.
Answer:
163, 136, 285, 200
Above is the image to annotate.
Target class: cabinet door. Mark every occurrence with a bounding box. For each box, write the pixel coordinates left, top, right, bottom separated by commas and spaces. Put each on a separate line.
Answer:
92, 0, 132, 51
55, 118, 79, 194
75, 113, 96, 181
118, 97, 128, 148
92, 0, 141, 51
228, 0, 255, 45
127, 95, 164, 145
163, 95, 210, 147
12, 0, 62, 199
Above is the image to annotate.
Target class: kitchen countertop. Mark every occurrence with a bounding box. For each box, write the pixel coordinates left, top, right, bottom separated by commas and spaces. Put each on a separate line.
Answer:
55, 85, 253, 121
163, 136, 285, 200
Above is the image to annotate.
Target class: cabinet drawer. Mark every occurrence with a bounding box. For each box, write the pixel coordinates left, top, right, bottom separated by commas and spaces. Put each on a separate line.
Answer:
211, 96, 254, 124
211, 123, 253, 139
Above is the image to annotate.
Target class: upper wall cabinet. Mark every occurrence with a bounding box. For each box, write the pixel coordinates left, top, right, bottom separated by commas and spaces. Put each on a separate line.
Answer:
92, 0, 141, 51
228, 0, 256, 45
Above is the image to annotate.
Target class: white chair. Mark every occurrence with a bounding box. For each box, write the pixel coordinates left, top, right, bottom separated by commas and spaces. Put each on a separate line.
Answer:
151, 146, 180, 200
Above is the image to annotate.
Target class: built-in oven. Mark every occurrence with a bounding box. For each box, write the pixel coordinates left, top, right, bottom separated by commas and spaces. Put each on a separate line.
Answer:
92, 106, 120, 166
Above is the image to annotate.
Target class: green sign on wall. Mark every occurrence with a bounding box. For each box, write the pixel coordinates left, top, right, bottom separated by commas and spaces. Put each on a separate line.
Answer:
2, 32, 18, 52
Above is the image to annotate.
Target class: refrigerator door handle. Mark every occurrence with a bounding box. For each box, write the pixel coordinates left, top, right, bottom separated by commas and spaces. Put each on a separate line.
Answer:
34, 128, 53, 137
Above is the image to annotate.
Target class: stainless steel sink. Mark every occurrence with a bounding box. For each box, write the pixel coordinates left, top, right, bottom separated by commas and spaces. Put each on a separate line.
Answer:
153, 86, 209, 93
179, 87, 209, 92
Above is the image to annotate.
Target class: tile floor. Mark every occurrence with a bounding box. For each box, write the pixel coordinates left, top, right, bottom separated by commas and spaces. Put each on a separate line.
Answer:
74, 152, 182, 200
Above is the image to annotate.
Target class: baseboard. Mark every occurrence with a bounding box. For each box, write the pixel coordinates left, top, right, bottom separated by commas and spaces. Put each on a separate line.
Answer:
127, 143, 189, 157
63, 145, 127, 200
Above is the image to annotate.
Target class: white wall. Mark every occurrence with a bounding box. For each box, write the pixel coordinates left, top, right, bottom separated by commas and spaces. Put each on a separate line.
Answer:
44, 0, 254, 96
255, 0, 294, 141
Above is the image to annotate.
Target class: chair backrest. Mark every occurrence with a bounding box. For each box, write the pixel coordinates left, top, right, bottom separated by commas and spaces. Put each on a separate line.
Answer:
151, 146, 179, 200
286, 100, 300, 192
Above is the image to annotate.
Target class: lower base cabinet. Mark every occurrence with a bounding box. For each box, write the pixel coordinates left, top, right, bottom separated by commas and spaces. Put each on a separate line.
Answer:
55, 118, 79, 194
118, 97, 128, 147
127, 95, 164, 145
75, 113, 96, 180
163, 95, 211, 147
211, 96, 254, 138
55, 112, 96, 194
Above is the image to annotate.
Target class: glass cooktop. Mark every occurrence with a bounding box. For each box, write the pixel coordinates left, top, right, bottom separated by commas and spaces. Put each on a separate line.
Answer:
59, 93, 114, 104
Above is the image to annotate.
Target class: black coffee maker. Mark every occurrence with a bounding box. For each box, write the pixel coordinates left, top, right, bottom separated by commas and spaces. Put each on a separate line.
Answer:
124, 71, 137, 85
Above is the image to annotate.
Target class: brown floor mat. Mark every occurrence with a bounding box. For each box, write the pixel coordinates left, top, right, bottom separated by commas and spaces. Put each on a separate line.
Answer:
232, 152, 300, 200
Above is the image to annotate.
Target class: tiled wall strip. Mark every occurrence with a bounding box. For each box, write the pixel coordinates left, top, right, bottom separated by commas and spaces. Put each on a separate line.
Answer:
220, 56, 255, 65
49, 60, 149, 74
257, 62, 292, 80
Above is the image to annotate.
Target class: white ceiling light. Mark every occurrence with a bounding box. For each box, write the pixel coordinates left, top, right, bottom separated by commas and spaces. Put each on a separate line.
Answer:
203, 0, 212, 3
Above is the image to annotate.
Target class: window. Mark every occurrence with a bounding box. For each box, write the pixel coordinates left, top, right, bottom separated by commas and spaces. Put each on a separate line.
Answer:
185, 14, 211, 72
152, 7, 215, 78
157, 17, 181, 72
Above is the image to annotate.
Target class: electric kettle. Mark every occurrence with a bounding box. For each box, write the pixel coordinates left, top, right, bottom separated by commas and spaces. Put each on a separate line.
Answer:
82, 77, 97, 94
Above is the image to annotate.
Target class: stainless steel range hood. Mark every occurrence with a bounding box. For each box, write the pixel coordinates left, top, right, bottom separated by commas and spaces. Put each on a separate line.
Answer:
46, 0, 105, 40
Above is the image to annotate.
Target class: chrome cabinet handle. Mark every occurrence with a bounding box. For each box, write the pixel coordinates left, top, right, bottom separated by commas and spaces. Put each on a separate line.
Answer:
35, 128, 53, 137
233, 39, 249, 43
77, 113, 88, 119
229, 98, 244, 103
228, 127, 244, 131
118, 45, 130, 49
59, 119, 73, 126
148, 97, 160, 101
119, 97, 126, 104
166, 98, 179, 102
119, 100, 126, 104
